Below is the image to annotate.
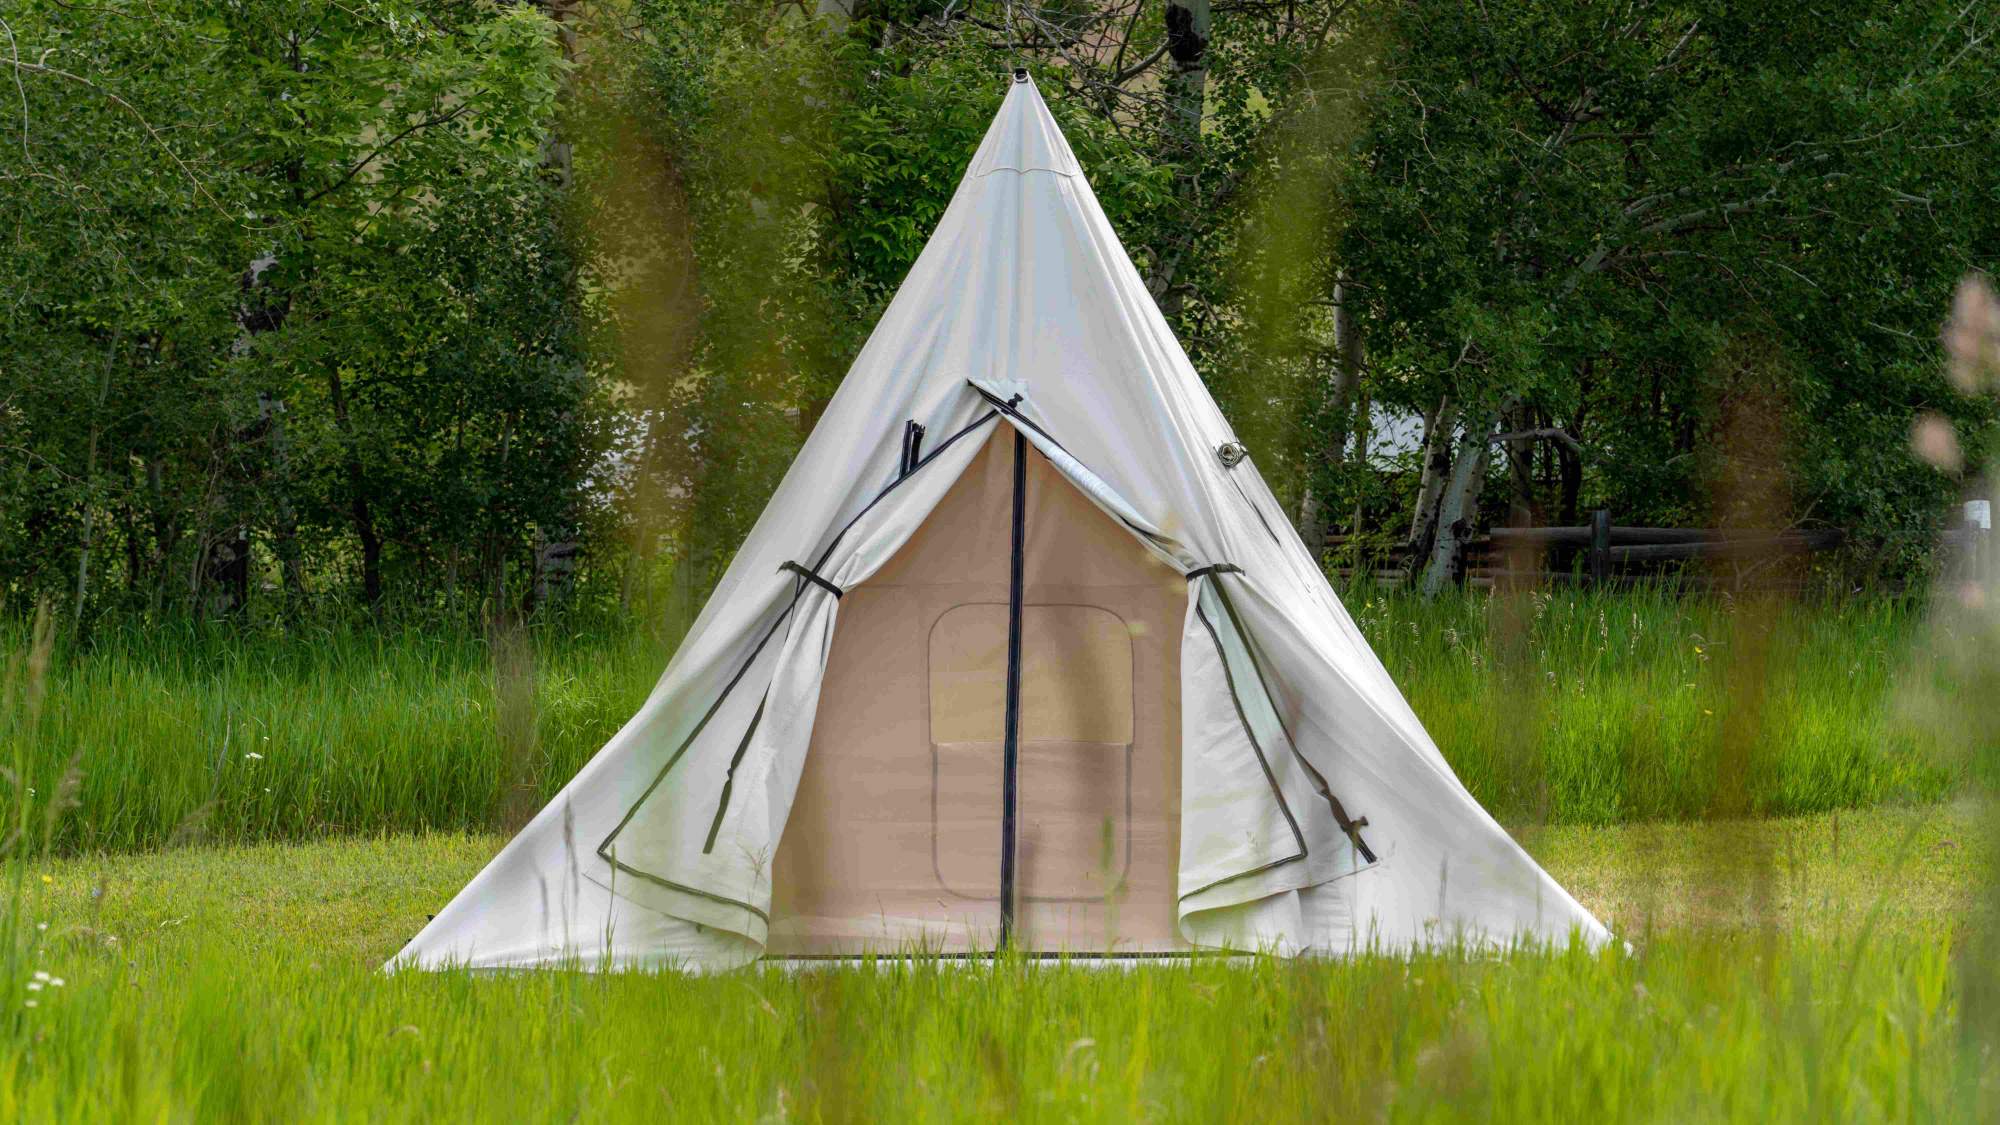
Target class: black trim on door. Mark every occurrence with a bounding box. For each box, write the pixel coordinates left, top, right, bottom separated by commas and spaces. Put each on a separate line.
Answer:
701, 692, 770, 854
1210, 575, 1377, 865
1186, 591, 1309, 894
596, 409, 1004, 894
998, 429, 1028, 948
598, 857, 772, 924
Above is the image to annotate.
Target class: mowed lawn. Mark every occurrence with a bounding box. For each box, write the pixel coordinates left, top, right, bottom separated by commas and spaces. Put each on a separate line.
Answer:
4, 804, 1993, 1123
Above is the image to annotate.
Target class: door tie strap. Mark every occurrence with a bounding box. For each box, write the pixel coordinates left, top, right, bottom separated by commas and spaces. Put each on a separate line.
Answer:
779, 561, 844, 599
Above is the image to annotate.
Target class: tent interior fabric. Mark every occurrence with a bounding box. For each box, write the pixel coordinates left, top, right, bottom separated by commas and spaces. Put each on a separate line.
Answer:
389, 73, 1607, 973
768, 427, 1190, 956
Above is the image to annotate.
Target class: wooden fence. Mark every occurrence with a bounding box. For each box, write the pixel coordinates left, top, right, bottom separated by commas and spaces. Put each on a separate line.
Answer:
1326, 510, 1992, 589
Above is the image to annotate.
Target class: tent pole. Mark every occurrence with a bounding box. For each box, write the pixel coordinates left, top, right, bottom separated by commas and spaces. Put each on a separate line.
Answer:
999, 429, 1027, 949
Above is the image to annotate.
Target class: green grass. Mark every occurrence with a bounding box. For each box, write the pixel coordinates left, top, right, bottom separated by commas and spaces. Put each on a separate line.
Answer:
0, 806, 1993, 1122
3, 614, 676, 853
1356, 587, 1961, 822
1, 589, 1966, 853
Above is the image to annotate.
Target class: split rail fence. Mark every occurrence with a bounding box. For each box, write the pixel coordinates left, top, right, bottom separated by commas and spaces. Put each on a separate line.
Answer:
1325, 510, 1992, 590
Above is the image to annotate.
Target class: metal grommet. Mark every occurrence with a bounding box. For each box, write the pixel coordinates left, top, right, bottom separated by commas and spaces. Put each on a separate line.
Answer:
1013, 67, 1029, 83
1216, 441, 1248, 469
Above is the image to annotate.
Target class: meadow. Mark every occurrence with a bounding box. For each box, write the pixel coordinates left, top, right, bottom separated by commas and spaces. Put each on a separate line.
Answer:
0, 806, 1990, 1122
3, 589, 1993, 1122
1, 588, 1969, 856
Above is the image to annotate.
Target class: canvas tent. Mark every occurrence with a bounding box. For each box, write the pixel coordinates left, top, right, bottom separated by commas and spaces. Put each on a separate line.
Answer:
390, 73, 1607, 972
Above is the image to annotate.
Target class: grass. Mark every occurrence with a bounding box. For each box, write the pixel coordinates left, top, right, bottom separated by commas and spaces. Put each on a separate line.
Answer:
0, 806, 1992, 1122
1, 589, 1966, 853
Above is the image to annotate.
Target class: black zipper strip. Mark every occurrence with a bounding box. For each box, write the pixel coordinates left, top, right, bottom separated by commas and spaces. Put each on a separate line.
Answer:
1185, 563, 1244, 582
1192, 596, 1308, 858
595, 601, 797, 865
1226, 470, 1286, 548
701, 691, 770, 854
969, 382, 1075, 459
998, 429, 1028, 948
971, 384, 1187, 561
808, 411, 1001, 574
598, 857, 772, 923
1179, 853, 1309, 902
598, 407, 1003, 881
1211, 577, 1377, 864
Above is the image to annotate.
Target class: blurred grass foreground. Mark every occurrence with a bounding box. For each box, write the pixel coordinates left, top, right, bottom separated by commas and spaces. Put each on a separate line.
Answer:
0, 809, 1988, 1122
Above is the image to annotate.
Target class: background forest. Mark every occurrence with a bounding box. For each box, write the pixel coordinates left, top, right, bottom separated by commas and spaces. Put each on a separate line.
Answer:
4, 0, 1998, 625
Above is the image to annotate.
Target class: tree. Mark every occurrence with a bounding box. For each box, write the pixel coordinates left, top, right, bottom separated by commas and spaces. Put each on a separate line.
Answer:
1, 1, 585, 621
1329, 0, 2000, 590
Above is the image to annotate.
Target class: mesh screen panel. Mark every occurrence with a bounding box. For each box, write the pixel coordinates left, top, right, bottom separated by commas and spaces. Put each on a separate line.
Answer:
765, 430, 1189, 954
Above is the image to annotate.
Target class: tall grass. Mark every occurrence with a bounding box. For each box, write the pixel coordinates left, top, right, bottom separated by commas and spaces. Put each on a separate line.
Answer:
1357, 586, 1963, 824
4, 934, 1979, 1122
0, 589, 1963, 853
0, 820, 1987, 1122
1, 614, 673, 853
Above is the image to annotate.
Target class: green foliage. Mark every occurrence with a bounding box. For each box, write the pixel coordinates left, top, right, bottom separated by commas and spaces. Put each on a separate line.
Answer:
5, 0, 1996, 619
0, 0, 586, 620
1328, 1, 2000, 567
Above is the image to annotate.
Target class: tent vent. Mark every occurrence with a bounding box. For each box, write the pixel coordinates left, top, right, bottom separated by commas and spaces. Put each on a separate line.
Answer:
1013, 66, 1029, 83
1215, 441, 1248, 469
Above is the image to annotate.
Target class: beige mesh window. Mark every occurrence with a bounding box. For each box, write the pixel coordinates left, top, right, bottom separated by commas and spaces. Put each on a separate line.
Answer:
930, 602, 1134, 901
765, 430, 1190, 955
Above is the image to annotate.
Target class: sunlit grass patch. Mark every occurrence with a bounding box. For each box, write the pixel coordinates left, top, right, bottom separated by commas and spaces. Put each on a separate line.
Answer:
0, 810, 1989, 1122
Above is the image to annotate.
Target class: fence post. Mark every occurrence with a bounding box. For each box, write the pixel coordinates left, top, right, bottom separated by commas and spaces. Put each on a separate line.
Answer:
1590, 509, 1611, 587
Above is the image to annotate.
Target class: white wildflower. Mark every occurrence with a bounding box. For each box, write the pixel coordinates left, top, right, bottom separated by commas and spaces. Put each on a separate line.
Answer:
244, 751, 264, 762
31, 971, 47, 982
49, 978, 62, 988
22, 1000, 35, 1009
25, 981, 41, 992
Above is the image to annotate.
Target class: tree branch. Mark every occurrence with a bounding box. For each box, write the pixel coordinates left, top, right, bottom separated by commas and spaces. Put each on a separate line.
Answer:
4, 56, 230, 217
303, 101, 473, 206
1488, 427, 1581, 453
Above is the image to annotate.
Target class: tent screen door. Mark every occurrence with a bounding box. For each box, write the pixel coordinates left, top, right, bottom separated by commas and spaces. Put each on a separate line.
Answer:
765, 430, 1189, 955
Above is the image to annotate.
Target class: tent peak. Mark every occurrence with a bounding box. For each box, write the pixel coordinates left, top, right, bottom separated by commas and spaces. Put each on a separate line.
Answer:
969, 71, 1081, 179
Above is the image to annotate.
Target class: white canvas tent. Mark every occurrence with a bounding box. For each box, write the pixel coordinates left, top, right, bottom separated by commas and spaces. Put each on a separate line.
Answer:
390, 73, 1607, 972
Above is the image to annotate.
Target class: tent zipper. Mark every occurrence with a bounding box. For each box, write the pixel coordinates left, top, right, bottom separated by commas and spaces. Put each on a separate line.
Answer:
999, 429, 1027, 947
